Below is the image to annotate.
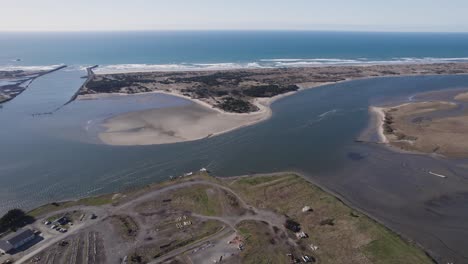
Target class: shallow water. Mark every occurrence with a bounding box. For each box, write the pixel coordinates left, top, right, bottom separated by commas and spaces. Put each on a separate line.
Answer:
1, 70, 468, 262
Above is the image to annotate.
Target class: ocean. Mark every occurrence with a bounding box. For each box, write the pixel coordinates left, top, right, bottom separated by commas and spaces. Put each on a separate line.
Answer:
2, 31, 468, 71
1, 31, 468, 262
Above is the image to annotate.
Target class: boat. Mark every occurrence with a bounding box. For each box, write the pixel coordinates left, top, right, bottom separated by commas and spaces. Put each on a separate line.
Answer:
429, 171, 447, 178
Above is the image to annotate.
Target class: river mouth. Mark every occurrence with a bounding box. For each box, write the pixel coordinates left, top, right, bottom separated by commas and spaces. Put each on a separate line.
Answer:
2, 71, 468, 262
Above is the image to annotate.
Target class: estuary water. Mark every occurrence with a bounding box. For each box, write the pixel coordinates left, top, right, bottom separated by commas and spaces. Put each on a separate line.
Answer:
2, 31, 468, 262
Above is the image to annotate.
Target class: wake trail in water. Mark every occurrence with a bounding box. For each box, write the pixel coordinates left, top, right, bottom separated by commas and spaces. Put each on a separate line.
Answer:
318, 109, 340, 118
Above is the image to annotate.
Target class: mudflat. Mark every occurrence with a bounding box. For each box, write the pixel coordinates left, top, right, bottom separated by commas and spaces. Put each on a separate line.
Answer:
99, 102, 269, 145
378, 94, 468, 158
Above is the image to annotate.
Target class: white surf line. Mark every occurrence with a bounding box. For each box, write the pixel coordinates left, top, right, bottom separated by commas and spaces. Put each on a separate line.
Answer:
428, 171, 448, 178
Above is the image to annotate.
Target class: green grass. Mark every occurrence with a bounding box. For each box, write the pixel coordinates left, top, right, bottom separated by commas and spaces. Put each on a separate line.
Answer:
227, 173, 433, 264
170, 185, 222, 216
234, 175, 280, 186
28, 194, 113, 218
362, 222, 434, 264
78, 195, 113, 206
237, 220, 290, 264
28, 172, 215, 219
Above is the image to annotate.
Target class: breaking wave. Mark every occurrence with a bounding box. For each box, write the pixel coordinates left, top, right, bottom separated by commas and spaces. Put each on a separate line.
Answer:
93, 57, 468, 74
0, 64, 64, 71
94, 62, 266, 74
3, 57, 468, 74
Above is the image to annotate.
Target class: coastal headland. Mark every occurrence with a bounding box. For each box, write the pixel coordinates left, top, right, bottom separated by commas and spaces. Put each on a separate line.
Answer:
1, 172, 433, 264
372, 90, 468, 158
77, 63, 468, 145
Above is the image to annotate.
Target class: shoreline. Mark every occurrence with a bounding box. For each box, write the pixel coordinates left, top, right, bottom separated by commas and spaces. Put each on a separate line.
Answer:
92, 61, 468, 75
367, 103, 443, 157
23, 170, 438, 263
370, 98, 468, 159
92, 91, 272, 146
79, 81, 336, 146
78, 62, 468, 146
0, 65, 67, 105
369, 106, 390, 144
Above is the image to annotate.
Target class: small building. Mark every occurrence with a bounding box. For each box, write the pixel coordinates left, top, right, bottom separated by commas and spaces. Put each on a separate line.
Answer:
53, 216, 69, 225
0, 228, 35, 254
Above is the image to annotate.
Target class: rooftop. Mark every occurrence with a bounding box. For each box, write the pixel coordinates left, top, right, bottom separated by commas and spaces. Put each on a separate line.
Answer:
1, 228, 34, 246
0, 240, 13, 252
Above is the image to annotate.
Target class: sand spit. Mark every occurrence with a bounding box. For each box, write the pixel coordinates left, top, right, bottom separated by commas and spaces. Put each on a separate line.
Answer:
79, 63, 468, 146
98, 97, 270, 145
454, 91, 468, 102
373, 99, 468, 158
369, 106, 389, 144
88, 82, 330, 146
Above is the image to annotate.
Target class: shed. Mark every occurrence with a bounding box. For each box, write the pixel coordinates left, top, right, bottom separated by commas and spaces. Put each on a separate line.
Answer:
0, 228, 35, 254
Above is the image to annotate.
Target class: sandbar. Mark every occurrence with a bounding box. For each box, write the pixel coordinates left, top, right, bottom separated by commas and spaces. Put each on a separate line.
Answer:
98, 96, 270, 145
79, 63, 468, 146
375, 99, 468, 158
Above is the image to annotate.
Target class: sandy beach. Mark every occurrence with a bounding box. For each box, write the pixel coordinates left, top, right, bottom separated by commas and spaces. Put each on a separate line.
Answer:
371, 98, 468, 158
368, 106, 389, 144
77, 63, 468, 146
454, 91, 468, 101
95, 89, 284, 145
84, 82, 331, 146
98, 100, 269, 145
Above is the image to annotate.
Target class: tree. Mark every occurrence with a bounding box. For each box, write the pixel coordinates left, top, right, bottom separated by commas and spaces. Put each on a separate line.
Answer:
0, 209, 35, 232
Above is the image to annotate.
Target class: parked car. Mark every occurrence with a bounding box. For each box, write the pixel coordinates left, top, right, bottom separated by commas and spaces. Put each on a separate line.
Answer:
302, 255, 315, 263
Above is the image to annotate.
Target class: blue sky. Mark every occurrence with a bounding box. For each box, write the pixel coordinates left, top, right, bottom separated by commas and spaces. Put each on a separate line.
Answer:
2, 0, 468, 32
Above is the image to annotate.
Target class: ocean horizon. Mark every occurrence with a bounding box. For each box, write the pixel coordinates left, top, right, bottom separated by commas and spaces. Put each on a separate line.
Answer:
2, 31, 468, 72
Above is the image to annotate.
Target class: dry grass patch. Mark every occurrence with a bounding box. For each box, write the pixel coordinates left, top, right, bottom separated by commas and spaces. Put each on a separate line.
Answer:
110, 215, 139, 240
129, 219, 224, 263
228, 174, 433, 264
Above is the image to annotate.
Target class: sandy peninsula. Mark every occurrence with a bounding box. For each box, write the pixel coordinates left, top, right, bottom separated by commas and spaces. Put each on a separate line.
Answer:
454, 91, 468, 102
368, 106, 389, 144
77, 63, 468, 145
98, 96, 271, 145
374, 93, 468, 158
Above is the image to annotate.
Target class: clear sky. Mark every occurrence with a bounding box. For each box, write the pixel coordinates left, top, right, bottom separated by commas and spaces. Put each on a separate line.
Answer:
2, 0, 468, 32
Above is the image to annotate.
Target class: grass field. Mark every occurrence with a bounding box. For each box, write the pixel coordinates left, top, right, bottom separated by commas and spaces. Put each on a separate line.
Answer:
170, 184, 223, 216
28, 194, 114, 217
22, 172, 435, 264
227, 174, 434, 264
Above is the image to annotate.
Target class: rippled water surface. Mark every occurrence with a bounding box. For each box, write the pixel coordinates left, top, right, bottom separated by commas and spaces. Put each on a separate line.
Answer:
2, 69, 468, 262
